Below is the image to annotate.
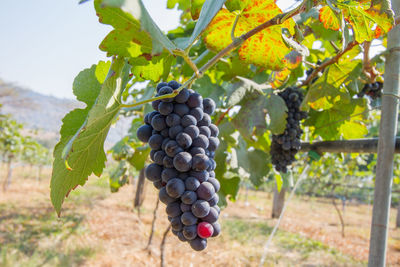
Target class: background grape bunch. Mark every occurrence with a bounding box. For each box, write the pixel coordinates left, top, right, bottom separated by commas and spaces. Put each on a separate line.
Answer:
136, 81, 221, 251
270, 87, 307, 173
357, 82, 383, 99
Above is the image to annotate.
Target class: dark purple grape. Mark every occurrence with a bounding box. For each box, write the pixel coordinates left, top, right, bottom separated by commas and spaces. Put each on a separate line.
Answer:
189, 147, 205, 156
166, 201, 182, 217
192, 154, 210, 171
175, 88, 190, 103
211, 222, 221, 237
187, 93, 203, 108
181, 114, 197, 127
152, 99, 160, 111
151, 114, 166, 131
168, 80, 180, 89
203, 98, 216, 115
145, 163, 162, 182
169, 125, 184, 139
161, 168, 178, 183
171, 216, 183, 231
166, 113, 181, 127
192, 135, 209, 149
163, 156, 174, 168
189, 238, 207, 251
158, 86, 174, 102
197, 182, 215, 201
148, 134, 163, 150
174, 103, 189, 117
189, 107, 204, 122
185, 177, 201, 191
181, 190, 197, 204
158, 102, 174, 115
191, 200, 210, 218
190, 170, 209, 182
180, 203, 191, 212
157, 82, 168, 92
208, 137, 219, 152
153, 150, 166, 165
198, 113, 211, 127
183, 225, 197, 240
208, 193, 219, 206
166, 178, 185, 198
183, 125, 200, 139
202, 206, 219, 223
209, 124, 219, 137
177, 231, 187, 242
136, 125, 153, 142
176, 132, 192, 149
173, 152, 192, 172
159, 187, 176, 204
153, 180, 163, 189
207, 178, 220, 192
165, 140, 183, 157
181, 211, 198, 225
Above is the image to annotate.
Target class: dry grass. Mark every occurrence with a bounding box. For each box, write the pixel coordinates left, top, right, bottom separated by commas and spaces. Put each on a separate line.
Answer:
0, 165, 399, 267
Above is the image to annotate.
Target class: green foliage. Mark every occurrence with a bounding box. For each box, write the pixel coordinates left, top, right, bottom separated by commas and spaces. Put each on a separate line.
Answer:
50, 0, 395, 213
51, 58, 130, 216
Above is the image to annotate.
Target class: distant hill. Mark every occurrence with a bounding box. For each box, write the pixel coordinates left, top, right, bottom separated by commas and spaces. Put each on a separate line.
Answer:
0, 79, 130, 149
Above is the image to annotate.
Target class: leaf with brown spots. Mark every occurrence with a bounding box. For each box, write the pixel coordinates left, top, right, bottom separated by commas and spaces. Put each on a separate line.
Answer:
203, 0, 295, 70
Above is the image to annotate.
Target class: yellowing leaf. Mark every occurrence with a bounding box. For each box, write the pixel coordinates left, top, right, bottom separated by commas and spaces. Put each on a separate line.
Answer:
270, 68, 291, 88
340, 3, 394, 43
319, 6, 341, 31
203, 0, 295, 70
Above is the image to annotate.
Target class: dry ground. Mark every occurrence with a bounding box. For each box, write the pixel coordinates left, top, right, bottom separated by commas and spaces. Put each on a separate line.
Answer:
0, 165, 399, 267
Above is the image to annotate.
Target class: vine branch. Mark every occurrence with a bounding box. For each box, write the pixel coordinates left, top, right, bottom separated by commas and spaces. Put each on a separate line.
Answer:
300, 41, 358, 87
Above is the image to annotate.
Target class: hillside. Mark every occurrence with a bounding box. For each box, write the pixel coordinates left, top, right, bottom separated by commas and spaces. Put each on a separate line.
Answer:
0, 79, 130, 148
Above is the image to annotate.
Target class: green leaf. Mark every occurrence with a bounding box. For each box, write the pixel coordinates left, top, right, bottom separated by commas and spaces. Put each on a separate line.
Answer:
214, 140, 228, 179
128, 146, 151, 170
306, 98, 367, 140
96, 0, 177, 55
226, 78, 266, 107
304, 46, 361, 111
191, 0, 206, 20
129, 53, 174, 81
109, 160, 129, 192
51, 57, 131, 216
218, 175, 240, 205
236, 137, 270, 187
191, 75, 225, 103
340, 2, 394, 43
232, 95, 267, 138
265, 93, 287, 135
275, 173, 283, 192
185, 0, 226, 49
99, 29, 145, 58
225, 0, 249, 12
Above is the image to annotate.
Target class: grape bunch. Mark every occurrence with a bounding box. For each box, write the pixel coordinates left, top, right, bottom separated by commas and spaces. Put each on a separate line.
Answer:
270, 87, 307, 173
136, 80, 221, 251
357, 82, 383, 99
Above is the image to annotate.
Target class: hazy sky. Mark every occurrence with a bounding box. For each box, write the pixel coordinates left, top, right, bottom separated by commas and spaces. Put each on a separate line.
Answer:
0, 0, 181, 99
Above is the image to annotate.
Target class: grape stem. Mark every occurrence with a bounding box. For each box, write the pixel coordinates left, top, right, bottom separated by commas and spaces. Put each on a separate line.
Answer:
160, 224, 171, 267
300, 40, 358, 87
121, 0, 307, 109
215, 107, 232, 126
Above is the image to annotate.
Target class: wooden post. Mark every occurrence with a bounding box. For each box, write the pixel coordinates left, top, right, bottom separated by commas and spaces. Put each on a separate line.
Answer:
134, 168, 146, 213
368, 1, 400, 266
271, 186, 286, 218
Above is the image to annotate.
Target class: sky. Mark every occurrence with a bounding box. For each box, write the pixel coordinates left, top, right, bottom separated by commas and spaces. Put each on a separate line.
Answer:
0, 0, 181, 99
